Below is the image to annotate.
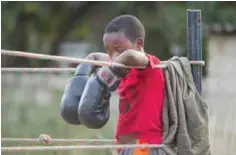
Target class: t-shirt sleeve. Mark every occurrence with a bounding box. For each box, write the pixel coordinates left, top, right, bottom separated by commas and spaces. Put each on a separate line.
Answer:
145, 54, 159, 68
133, 54, 160, 74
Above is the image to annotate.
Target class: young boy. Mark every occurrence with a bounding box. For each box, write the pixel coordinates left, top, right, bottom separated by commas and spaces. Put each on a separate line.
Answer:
61, 15, 165, 155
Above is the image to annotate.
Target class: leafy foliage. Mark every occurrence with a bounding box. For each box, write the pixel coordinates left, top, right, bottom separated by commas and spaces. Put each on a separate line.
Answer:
2, 1, 235, 68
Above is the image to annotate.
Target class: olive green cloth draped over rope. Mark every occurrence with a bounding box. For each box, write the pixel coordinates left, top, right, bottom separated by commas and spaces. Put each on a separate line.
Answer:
161, 57, 211, 155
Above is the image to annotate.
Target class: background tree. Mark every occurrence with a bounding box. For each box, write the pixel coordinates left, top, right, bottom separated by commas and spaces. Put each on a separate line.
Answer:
2, 1, 236, 74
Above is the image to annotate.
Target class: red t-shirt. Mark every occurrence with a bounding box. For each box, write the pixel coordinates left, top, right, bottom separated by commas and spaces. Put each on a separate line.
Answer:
115, 54, 165, 144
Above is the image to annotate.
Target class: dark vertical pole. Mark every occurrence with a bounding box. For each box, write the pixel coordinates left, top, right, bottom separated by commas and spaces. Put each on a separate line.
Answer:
187, 9, 202, 94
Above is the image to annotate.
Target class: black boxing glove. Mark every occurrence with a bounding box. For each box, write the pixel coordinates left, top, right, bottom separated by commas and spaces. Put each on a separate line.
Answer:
78, 73, 111, 129
60, 63, 93, 125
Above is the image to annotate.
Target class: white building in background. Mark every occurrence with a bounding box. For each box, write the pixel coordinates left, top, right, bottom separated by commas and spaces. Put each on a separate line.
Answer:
58, 41, 97, 68
203, 23, 236, 155
203, 23, 236, 110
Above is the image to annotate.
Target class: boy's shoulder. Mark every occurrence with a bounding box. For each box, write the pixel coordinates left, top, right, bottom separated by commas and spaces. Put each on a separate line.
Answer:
126, 53, 161, 76
145, 53, 161, 67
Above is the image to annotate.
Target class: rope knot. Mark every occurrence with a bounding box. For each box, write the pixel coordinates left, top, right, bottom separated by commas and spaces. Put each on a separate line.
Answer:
38, 134, 51, 145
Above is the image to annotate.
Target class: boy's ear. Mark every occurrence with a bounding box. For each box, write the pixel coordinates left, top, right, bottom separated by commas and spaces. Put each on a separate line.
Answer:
136, 38, 144, 49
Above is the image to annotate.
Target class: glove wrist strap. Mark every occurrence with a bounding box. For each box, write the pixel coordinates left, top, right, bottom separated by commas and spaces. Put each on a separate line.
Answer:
96, 66, 120, 91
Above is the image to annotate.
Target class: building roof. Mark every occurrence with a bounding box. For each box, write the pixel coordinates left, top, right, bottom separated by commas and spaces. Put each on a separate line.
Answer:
208, 23, 236, 35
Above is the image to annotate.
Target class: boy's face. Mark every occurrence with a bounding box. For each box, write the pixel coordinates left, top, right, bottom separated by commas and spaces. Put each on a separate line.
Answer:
103, 32, 143, 60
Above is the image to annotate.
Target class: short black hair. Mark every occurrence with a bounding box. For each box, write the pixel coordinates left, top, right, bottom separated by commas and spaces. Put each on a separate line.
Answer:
104, 15, 145, 42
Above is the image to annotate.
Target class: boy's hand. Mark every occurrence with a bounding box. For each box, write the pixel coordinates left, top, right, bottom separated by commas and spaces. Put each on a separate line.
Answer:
86, 52, 110, 73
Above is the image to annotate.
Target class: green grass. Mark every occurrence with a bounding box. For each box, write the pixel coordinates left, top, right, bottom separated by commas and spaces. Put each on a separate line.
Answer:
1, 88, 117, 155
2, 86, 236, 155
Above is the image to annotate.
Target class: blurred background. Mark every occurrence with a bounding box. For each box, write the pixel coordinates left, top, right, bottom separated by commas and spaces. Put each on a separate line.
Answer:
1, 1, 236, 155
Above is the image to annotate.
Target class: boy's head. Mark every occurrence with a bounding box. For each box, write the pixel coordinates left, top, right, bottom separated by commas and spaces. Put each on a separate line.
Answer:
103, 15, 145, 60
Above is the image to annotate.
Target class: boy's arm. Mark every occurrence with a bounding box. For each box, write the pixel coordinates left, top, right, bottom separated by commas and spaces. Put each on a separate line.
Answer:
113, 50, 148, 67
112, 50, 149, 75
85, 51, 148, 67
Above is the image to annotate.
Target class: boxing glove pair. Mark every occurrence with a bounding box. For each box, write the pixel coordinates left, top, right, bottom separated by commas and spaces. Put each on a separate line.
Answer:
60, 61, 126, 129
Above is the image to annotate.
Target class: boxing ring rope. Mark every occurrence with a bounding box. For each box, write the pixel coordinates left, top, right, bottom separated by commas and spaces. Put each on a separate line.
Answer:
1, 135, 169, 152
2, 137, 116, 143
2, 144, 167, 152
1, 68, 76, 73
1, 49, 205, 72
